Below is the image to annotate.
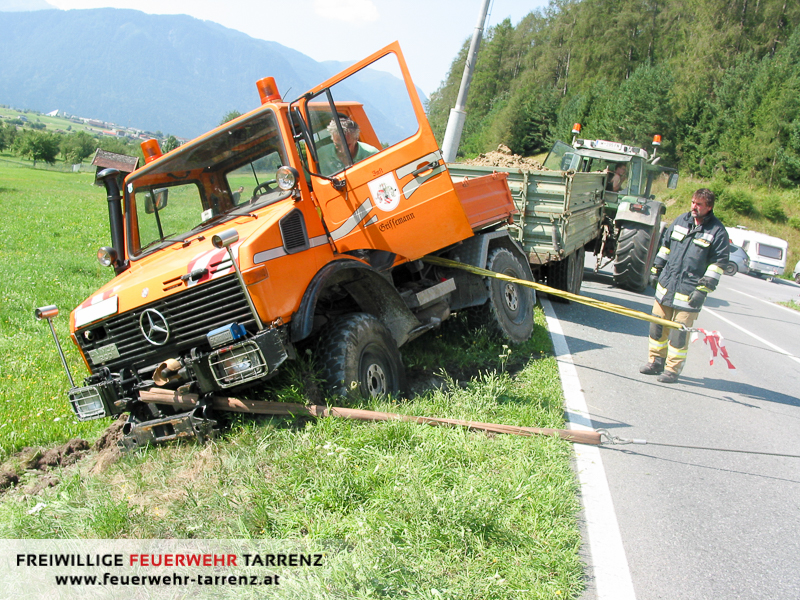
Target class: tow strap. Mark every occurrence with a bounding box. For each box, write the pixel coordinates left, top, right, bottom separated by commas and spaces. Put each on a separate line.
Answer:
422, 255, 734, 368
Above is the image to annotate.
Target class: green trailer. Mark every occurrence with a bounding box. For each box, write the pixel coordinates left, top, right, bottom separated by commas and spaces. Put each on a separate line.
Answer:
447, 163, 605, 295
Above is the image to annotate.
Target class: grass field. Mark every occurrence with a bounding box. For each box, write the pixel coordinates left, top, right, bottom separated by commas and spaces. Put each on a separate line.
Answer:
0, 156, 586, 598
0, 155, 115, 453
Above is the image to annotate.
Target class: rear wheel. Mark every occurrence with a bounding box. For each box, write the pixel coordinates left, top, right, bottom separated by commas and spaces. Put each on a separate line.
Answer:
723, 262, 738, 276
613, 223, 658, 292
317, 313, 405, 399
546, 247, 585, 300
469, 248, 534, 344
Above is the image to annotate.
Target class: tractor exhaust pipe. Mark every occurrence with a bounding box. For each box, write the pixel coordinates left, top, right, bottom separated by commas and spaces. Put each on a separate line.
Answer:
96, 168, 127, 275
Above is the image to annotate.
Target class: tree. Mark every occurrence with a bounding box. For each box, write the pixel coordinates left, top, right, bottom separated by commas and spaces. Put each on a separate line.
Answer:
220, 110, 242, 125
60, 131, 96, 164
0, 122, 17, 152
13, 130, 60, 165
161, 135, 180, 153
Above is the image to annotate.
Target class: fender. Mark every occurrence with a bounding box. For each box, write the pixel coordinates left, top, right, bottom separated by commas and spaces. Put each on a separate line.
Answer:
290, 259, 421, 346
614, 197, 664, 228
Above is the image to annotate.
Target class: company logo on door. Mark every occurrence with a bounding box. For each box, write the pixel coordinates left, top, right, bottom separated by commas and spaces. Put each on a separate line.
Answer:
368, 173, 401, 212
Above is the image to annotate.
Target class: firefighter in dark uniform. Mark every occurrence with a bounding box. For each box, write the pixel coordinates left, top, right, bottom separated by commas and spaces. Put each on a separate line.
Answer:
640, 188, 729, 383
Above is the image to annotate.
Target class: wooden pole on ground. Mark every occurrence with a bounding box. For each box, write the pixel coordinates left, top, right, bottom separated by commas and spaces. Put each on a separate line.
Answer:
139, 389, 601, 445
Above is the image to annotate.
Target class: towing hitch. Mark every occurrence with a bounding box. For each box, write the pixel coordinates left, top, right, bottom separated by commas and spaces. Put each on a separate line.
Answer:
118, 406, 220, 452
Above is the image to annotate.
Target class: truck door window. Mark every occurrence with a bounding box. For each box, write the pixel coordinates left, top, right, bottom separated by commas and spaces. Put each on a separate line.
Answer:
304, 53, 419, 176
625, 158, 642, 196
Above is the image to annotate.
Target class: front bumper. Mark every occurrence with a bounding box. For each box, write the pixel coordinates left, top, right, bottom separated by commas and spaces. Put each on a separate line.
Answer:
66, 326, 290, 422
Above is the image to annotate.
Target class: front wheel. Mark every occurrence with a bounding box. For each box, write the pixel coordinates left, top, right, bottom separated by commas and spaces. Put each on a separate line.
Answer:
613, 223, 659, 293
470, 247, 535, 344
317, 313, 405, 399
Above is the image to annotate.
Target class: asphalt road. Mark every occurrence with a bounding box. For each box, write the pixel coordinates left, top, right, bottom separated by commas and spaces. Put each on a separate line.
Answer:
549, 260, 800, 600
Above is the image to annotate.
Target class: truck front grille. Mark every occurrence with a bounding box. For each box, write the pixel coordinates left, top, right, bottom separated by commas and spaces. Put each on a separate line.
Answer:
76, 275, 255, 374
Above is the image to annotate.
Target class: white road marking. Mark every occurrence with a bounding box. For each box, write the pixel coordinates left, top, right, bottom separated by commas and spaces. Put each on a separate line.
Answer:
730, 288, 800, 317
703, 307, 800, 366
541, 297, 637, 600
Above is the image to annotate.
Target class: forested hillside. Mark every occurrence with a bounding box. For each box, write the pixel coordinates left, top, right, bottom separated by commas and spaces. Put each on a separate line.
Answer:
428, 0, 800, 188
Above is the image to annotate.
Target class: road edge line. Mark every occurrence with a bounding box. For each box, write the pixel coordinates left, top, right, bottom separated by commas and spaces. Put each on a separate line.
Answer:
541, 297, 637, 600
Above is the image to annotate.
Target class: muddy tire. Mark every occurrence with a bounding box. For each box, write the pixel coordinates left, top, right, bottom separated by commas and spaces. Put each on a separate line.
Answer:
546, 247, 585, 300
317, 313, 405, 399
613, 223, 658, 293
469, 248, 534, 344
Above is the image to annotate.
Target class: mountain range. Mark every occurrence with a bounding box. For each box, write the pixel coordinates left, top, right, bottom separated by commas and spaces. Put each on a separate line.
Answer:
0, 7, 423, 140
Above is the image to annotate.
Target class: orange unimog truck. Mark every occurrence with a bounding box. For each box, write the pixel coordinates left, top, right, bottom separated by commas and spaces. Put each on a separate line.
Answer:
39, 43, 535, 449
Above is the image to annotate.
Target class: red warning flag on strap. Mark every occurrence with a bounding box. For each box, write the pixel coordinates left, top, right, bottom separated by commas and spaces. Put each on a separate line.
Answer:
691, 329, 735, 369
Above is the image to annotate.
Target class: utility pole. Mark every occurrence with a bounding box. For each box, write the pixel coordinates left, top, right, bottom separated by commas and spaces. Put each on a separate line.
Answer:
440, 0, 491, 163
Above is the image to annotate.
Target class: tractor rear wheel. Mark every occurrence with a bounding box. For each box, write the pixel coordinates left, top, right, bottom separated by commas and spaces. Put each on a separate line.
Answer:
613, 223, 658, 293
317, 313, 405, 399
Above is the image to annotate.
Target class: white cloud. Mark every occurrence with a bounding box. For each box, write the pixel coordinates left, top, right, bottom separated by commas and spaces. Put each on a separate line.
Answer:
313, 0, 379, 23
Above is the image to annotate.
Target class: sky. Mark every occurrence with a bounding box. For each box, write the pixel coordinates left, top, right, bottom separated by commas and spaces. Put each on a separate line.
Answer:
43, 0, 550, 96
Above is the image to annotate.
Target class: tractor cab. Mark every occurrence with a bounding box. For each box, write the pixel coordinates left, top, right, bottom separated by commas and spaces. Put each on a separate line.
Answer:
544, 133, 678, 201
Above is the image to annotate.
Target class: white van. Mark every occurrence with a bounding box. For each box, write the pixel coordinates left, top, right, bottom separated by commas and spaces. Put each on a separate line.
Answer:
726, 226, 788, 278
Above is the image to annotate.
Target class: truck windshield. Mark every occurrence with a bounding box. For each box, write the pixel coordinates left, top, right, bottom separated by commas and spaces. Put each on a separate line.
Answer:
544, 141, 577, 171
127, 109, 290, 257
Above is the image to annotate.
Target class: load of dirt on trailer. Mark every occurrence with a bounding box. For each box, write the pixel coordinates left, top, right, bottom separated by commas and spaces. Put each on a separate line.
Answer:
462, 144, 546, 170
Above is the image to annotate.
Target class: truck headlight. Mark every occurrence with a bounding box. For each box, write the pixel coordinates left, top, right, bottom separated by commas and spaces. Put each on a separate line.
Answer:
276, 166, 299, 191
208, 341, 267, 388
97, 246, 118, 267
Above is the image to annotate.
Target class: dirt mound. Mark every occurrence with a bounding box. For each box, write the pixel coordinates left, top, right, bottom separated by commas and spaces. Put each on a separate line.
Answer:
461, 144, 546, 170
37, 438, 90, 469
0, 469, 19, 492
0, 438, 89, 496
93, 417, 125, 451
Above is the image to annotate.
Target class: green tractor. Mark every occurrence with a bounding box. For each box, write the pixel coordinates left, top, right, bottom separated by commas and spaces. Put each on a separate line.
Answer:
543, 127, 679, 292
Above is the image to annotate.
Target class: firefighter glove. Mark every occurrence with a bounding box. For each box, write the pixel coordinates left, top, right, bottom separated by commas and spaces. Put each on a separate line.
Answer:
649, 267, 661, 287
688, 289, 707, 309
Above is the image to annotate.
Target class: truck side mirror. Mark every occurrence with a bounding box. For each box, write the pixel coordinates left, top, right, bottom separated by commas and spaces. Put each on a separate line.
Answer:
667, 173, 679, 189
145, 188, 168, 213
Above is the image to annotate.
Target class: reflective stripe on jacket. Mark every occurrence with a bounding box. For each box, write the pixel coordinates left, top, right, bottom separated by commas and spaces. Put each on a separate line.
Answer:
652, 211, 729, 312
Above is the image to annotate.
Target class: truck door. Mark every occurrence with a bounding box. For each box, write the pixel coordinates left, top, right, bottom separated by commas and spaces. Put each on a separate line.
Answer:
293, 42, 473, 262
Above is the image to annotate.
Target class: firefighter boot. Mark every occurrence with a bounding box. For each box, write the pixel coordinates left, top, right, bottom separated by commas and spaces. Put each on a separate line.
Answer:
639, 357, 665, 375
657, 370, 679, 384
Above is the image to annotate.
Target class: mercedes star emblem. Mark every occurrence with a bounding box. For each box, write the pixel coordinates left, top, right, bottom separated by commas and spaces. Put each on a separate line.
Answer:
139, 308, 170, 346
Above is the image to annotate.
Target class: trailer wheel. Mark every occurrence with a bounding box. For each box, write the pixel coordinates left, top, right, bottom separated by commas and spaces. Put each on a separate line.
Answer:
613, 223, 658, 293
470, 248, 534, 344
546, 247, 585, 300
317, 313, 405, 399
